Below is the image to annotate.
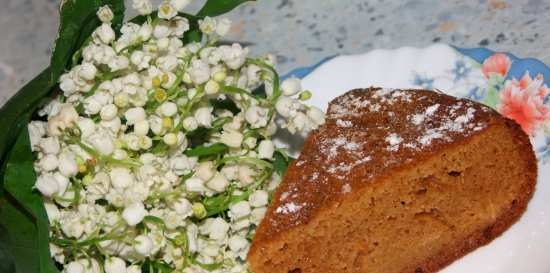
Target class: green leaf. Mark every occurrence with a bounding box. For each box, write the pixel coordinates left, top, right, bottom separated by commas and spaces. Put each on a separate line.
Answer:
142, 259, 173, 273
2, 130, 59, 273
188, 254, 223, 271
182, 14, 202, 44
185, 143, 228, 158
0, 221, 16, 273
197, 0, 255, 17
51, 0, 125, 82
211, 116, 232, 129
272, 150, 294, 176
209, 98, 240, 115
0, 196, 42, 273
143, 215, 166, 228
202, 187, 251, 217
0, 68, 54, 163
202, 192, 231, 217
186, 127, 210, 148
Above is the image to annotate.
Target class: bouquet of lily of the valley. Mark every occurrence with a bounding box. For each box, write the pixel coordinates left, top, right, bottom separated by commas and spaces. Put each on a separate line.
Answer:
0, 1, 325, 273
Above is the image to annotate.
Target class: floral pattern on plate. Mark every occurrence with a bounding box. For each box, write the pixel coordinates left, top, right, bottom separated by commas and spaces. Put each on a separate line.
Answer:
410, 51, 550, 161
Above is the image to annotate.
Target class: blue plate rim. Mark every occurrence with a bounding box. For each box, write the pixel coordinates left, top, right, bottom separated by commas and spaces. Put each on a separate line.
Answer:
283, 45, 550, 87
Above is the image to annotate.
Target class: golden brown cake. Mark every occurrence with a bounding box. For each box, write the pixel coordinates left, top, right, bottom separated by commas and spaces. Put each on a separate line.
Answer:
248, 87, 537, 273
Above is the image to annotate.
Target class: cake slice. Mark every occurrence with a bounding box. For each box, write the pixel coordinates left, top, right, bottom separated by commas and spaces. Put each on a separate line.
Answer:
248, 88, 537, 273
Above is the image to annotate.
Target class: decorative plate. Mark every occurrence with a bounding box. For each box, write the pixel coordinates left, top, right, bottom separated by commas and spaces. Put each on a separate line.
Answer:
283, 44, 550, 273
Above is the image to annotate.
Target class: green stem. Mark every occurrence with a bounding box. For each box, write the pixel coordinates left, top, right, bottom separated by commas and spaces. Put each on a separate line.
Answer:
216, 156, 273, 170
66, 135, 142, 168
246, 59, 281, 102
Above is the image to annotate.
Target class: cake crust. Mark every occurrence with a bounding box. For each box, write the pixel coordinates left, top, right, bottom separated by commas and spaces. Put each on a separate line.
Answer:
248, 88, 537, 273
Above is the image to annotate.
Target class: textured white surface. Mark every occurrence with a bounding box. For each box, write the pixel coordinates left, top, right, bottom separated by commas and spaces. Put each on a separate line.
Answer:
300, 44, 550, 273
2, 0, 550, 106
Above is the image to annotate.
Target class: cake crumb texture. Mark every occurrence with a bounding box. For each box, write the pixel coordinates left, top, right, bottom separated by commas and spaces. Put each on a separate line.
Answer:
248, 87, 537, 273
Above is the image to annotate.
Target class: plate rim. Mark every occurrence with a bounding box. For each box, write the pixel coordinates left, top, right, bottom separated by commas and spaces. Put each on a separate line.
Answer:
283, 44, 550, 87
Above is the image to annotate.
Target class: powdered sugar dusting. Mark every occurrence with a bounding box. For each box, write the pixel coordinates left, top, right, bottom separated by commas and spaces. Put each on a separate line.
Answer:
416, 107, 479, 146
336, 119, 353, 127
410, 103, 440, 125
276, 202, 304, 214
385, 133, 403, 151
321, 135, 361, 159
327, 156, 372, 174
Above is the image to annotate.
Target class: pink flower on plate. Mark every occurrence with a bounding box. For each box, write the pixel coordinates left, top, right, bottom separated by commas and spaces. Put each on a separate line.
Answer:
482, 53, 511, 79
498, 72, 550, 135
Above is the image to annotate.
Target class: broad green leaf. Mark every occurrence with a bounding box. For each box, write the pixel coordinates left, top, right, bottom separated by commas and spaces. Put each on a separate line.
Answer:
185, 143, 228, 158
197, 0, 255, 17
0, 221, 16, 273
0, 68, 53, 163
0, 196, 41, 273
51, 0, 125, 82
3, 130, 59, 273
5, 130, 46, 218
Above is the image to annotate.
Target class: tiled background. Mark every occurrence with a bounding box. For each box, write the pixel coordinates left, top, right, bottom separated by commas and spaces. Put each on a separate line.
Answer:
1, 0, 549, 105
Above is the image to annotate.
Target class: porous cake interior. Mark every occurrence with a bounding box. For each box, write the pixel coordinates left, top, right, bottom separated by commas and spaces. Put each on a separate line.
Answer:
250, 122, 535, 273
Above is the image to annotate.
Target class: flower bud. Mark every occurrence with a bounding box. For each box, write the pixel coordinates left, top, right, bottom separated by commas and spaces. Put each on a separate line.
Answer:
100, 104, 118, 121
213, 71, 226, 82
204, 80, 220, 95
258, 140, 275, 159
195, 161, 215, 181
78, 63, 98, 81
65, 261, 85, 273
281, 77, 302, 96
220, 131, 243, 148
96, 5, 114, 23
299, 90, 312, 101
206, 172, 230, 192
104, 257, 126, 273
109, 167, 134, 189
159, 102, 178, 117
192, 203, 207, 219
134, 120, 150, 136
138, 135, 153, 149
94, 23, 116, 44
158, 1, 177, 20
122, 202, 147, 226
58, 152, 78, 178
249, 190, 269, 207
230, 201, 251, 219
194, 107, 212, 127
171, 0, 191, 11
114, 93, 129, 108
306, 106, 326, 127
134, 234, 154, 256
163, 133, 178, 146
124, 107, 146, 125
